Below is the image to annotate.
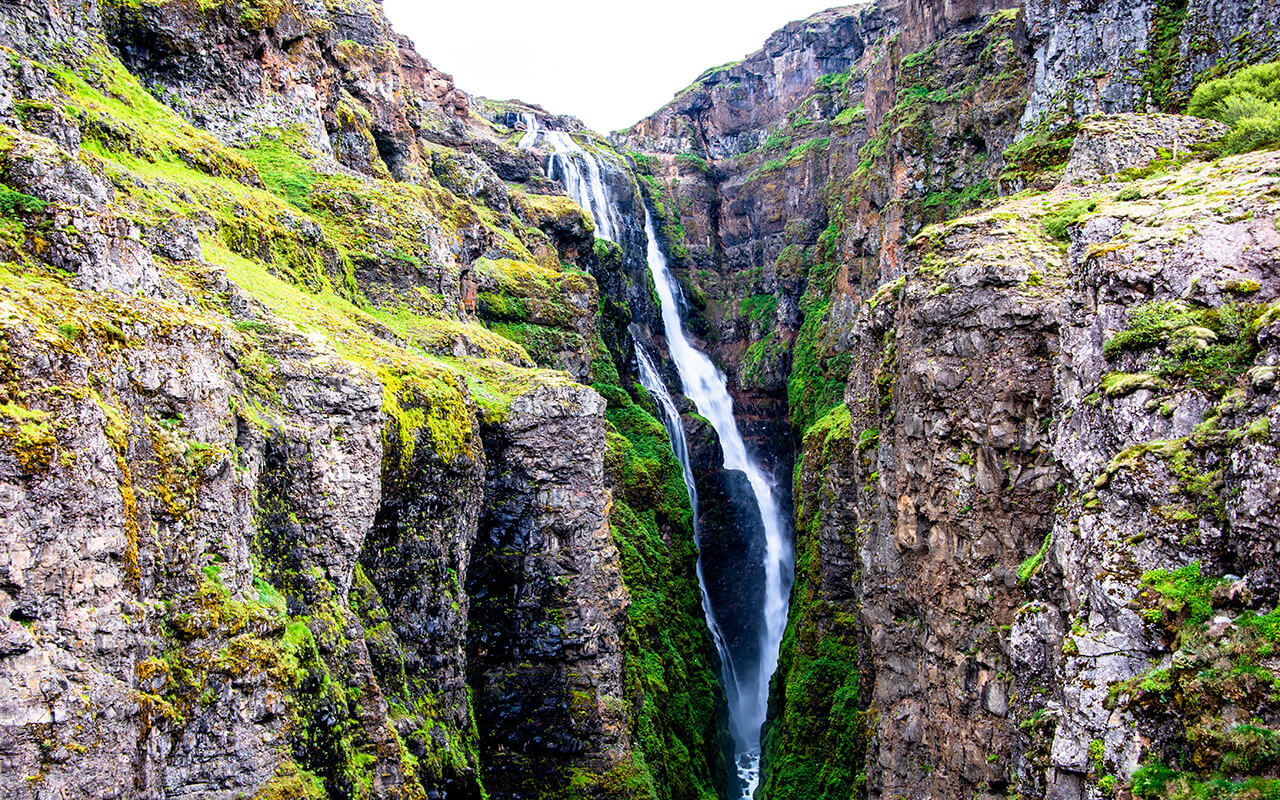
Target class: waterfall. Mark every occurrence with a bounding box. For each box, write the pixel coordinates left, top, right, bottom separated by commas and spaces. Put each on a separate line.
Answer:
635, 342, 743, 718
522, 113, 793, 797
518, 113, 621, 242
642, 208, 793, 796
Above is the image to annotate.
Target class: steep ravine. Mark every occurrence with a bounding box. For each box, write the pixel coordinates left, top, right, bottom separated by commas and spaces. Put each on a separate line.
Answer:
622, 3, 1280, 800
0, 1, 1278, 800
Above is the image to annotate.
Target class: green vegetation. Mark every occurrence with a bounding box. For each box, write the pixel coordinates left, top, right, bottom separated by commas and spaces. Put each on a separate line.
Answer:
1017, 533, 1052, 585
758, 404, 864, 800
740, 293, 779, 328
0, 33, 676, 800
787, 222, 852, 435
815, 70, 852, 93
1042, 197, 1099, 241
1188, 61, 1280, 154
763, 131, 792, 153
754, 137, 831, 177
1001, 116, 1080, 186
601, 385, 729, 800
1139, 562, 1220, 626
237, 131, 323, 208
0, 185, 48, 217
674, 152, 711, 174
832, 104, 864, 128
1122, 563, 1280, 798
922, 179, 993, 220
1136, 0, 1189, 111
855, 428, 879, 452
1103, 300, 1265, 395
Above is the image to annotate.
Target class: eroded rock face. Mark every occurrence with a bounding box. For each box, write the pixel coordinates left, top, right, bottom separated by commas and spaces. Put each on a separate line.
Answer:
764, 151, 1280, 799
102, 0, 469, 180
1021, 0, 1280, 125
0, 288, 389, 799
467, 384, 629, 795
0, 1, 724, 799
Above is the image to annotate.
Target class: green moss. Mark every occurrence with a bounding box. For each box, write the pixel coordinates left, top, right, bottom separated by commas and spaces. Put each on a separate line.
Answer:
1101, 372, 1167, 397
237, 131, 323, 209
921, 179, 993, 220
832, 105, 864, 127
1105, 301, 1202, 357
602, 387, 728, 800
788, 300, 850, 435
0, 401, 57, 471
1125, 563, 1280, 798
806, 404, 852, 451
0, 185, 48, 217
1002, 116, 1079, 185
1017, 533, 1052, 585
1104, 301, 1265, 395
740, 293, 778, 328
378, 365, 477, 468
674, 153, 711, 174
1136, 0, 1189, 111
1140, 562, 1221, 626
759, 402, 864, 800
855, 428, 879, 452
753, 137, 831, 177
486, 321, 585, 370
1042, 197, 1099, 241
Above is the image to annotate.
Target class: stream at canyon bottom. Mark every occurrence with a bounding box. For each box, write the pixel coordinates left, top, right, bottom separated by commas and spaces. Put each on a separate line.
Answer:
520, 116, 794, 797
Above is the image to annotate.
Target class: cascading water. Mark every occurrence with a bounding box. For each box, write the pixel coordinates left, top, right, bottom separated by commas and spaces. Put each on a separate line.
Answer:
634, 342, 742, 715
641, 208, 793, 796
521, 113, 793, 797
519, 113, 621, 242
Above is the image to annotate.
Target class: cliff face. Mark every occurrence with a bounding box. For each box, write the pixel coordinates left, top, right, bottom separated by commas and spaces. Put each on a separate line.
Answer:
1, 0, 1279, 799
622, 2, 1280, 799
0, 1, 726, 799
824, 140, 1280, 800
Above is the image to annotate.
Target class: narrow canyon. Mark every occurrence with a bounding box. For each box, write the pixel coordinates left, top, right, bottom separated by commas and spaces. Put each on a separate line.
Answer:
0, 1, 1278, 799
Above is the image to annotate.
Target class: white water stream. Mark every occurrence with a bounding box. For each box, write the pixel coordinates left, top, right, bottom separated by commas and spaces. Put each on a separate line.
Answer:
521, 113, 793, 797
642, 207, 793, 796
519, 114, 621, 242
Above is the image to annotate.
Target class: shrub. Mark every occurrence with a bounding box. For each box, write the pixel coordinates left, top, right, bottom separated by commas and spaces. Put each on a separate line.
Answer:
1042, 198, 1098, 241
0, 185, 47, 217
1188, 61, 1280, 154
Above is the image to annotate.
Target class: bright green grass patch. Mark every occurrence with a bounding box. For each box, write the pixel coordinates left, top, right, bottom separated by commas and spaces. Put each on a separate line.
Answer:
1189, 61, 1280, 154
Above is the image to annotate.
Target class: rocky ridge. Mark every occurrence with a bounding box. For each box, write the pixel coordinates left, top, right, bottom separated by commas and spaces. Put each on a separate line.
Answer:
620, 2, 1280, 799
0, 1, 727, 798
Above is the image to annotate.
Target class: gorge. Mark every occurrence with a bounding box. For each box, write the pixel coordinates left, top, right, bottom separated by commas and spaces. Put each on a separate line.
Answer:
0, 1, 1278, 800
520, 112, 792, 795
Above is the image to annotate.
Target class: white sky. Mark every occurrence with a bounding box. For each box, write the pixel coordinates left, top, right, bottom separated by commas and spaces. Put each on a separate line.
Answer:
382, 1, 841, 133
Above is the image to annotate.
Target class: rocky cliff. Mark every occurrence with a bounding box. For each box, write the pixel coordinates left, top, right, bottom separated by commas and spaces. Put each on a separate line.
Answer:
1, 0, 1280, 799
0, 1, 727, 798
620, 1, 1280, 799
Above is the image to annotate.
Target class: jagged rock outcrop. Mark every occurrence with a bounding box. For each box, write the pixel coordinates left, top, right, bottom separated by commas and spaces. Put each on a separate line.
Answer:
467, 384, 631, 796
622, 3, 1280, 800
0, 1, 728, 799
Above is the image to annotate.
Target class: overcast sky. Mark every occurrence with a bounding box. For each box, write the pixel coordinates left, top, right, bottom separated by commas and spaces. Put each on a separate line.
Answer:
382, 1, 841, 132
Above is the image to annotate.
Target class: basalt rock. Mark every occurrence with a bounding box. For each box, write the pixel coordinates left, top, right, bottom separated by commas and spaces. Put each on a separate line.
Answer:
0, 1, 726, 799
466, 384, 631, 794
